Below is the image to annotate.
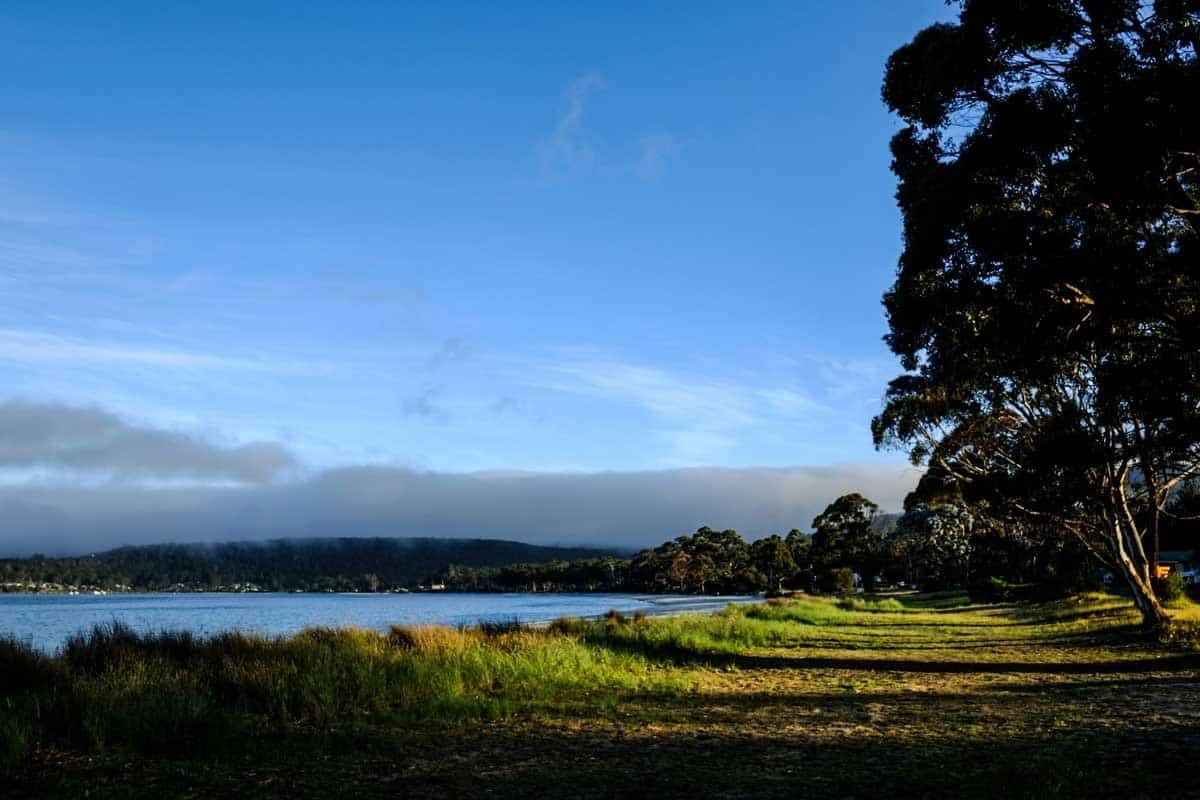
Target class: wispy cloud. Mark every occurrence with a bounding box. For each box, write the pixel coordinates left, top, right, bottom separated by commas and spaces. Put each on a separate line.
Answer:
401, 385, 450, 423
757, 388, 823, 416
0, 329, 307, 373
789, 353, 895, 408
654, 429, 737, 463
488, 396, 523, 416
557, 361, 759, 430
538, 73, 605, 176
546, 358, 828, 463
0, 239, 107, 274
635, 132, 679, 179
425, 337, 472, 371
536, 75, 681, 183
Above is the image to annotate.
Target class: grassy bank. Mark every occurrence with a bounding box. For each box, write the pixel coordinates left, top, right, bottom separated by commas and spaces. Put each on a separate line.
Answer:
7, 592, 1200, 798
1, 618, 686, 762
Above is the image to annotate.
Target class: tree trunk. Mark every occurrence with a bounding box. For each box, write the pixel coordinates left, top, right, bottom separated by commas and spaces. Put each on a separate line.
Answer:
1123, 565, 1169, 629
1107, 482, 1170, 629
1110, 527, 1169, 629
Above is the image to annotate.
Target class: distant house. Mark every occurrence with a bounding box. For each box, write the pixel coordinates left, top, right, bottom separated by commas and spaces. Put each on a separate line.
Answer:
1158, 550, 1198, 584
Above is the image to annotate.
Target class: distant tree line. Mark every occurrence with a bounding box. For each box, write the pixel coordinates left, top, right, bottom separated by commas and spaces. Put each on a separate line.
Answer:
443, 482, 1197, 598
5, 481, 1196, 596
441, 527, 810, 594
0, 539, 620, 594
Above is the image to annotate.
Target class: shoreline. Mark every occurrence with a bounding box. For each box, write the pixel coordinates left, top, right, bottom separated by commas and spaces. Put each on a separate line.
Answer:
0, 591, 765, 653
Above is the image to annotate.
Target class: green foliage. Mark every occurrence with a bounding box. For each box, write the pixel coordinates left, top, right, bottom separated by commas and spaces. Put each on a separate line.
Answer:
0, 637, 52, 772
0, 529, 818, 596
835, 596, 905, 613
749, 534, 798, 592
894, 504, 975, 588
458, 526, 805, 595
0, 713, 33, 773
0, 620, 689, 770
873, 0, 1200, 627
1154, 572, 1188, 604
0, 538, 622, 594
817, 567, 855, 594
0, 636, 56, 695
811, 494, 886, 590
970, 576, 1039, 604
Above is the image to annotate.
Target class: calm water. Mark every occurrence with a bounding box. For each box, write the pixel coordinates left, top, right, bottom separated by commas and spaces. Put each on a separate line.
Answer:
0, 592, 758, 653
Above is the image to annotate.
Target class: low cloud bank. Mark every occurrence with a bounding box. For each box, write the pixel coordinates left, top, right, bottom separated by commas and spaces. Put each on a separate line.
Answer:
0, 464, 920, 556
0, 400, 920, 556
0, 400, 296, 483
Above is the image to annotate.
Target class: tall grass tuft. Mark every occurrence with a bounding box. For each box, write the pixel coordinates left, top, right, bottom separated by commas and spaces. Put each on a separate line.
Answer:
0, 636, 54, 771
0, 617, 690, 768
0, 635, 56, 694
474, 617, 525, 637
836, 597, 907, 613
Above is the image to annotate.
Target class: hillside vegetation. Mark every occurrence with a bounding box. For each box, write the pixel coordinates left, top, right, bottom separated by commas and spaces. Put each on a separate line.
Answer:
0, 538, 624, 593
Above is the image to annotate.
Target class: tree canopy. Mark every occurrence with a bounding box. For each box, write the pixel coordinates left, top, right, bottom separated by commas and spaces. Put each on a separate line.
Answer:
811, 493, 887, 590
873, 0, 1200, 626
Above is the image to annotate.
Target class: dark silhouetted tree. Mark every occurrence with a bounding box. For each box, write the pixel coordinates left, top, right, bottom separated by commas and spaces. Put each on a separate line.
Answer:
874, 0, 1200, 627
751, 534, 799, 592
812, 494, 885, 590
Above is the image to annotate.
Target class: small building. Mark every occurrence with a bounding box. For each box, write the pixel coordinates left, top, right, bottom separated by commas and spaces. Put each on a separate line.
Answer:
1158, 550, 1198, 583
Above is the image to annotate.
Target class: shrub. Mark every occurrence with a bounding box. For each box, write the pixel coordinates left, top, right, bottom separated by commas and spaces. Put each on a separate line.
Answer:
0, 712, 33, 772
1154, 571, 1188, 604
969, 576, 1041, 603
1158, 618, 1200, 650
475, 618, 524, 637
546, 617, 586, 636
387, 625, 474, 655
62, 622, 145, 674
817, 567, 855, 594
388, 624, 418, 650
0, 636, 55, 695
836, 597, 905, 613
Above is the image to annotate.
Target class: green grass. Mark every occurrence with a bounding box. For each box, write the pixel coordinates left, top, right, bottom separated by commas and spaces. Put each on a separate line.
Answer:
1, 620, 687, 766
7, 591, 1200, 798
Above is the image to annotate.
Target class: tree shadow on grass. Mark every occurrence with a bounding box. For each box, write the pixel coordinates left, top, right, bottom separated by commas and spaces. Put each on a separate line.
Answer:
726, 651, 1200, 674
776, 635, 1132, 652
15, 716, 1200, 799
589, 634, 1200, 675
599, 677, 1200, 731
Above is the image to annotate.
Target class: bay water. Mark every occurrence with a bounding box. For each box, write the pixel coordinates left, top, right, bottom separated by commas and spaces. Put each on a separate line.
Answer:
0, 592, 758, 653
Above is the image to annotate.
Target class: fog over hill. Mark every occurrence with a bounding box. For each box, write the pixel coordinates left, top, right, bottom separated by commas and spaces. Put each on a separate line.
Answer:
0, 401, 920, 556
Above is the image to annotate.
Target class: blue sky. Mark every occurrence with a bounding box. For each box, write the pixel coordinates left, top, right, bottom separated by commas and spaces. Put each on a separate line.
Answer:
0, 2, 950, 551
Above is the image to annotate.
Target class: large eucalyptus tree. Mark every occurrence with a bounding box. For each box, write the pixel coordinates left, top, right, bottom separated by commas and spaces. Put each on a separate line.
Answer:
873, 0, 1200, 626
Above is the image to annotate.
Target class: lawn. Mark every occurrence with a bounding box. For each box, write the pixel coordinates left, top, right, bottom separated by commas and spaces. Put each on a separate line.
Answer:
7, 592, 1200, 799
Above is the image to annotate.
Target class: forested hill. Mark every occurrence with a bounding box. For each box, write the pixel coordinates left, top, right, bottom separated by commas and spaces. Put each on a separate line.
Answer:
0, 538, 625, 593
